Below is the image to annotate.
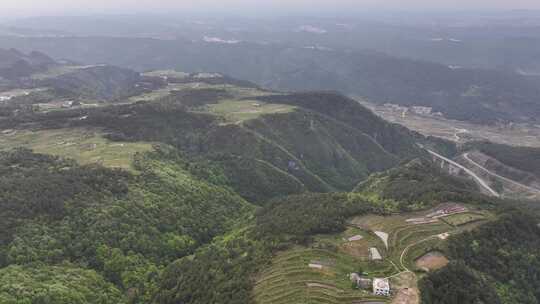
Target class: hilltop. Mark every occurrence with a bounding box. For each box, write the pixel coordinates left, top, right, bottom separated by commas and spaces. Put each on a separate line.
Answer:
0, 62, 434, 202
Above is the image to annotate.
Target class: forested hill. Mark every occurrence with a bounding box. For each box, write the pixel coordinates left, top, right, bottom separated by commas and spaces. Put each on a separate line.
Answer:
0, 67, 439, 303
0, 48, 55, 75
0, 48, 56, 89
1, 72, 434, 202
420, 211, 540, 304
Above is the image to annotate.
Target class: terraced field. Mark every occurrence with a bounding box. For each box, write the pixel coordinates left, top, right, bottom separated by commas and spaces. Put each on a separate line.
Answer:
253, 248, 390, 304
255, 205, 495, 304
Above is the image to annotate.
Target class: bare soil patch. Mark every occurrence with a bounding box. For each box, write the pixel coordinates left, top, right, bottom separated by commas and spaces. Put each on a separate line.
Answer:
392, 288, 419, 304
415, 251, 449, 272
390, 272, 419, 304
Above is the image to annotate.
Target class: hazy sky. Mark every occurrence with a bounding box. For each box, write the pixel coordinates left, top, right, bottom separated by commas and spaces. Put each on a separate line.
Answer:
1, 0, 540, 16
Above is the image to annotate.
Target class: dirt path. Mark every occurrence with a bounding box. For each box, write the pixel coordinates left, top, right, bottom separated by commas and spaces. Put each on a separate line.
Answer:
399, 235, 440, 273
427, 150, 500, 197
463, 153, 540, 193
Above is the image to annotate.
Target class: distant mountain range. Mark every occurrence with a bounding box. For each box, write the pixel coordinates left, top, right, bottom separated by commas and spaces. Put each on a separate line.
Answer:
0, 48, 55, 86
1, 39, 539, 124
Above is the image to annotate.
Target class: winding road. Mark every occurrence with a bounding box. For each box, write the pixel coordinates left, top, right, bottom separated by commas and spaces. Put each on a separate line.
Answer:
427, 150, 500, 197
462, 153, 540, 194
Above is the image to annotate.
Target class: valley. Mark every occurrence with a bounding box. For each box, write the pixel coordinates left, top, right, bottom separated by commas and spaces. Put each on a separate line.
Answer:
360, 100, 540, 148
0, 47, 539, 304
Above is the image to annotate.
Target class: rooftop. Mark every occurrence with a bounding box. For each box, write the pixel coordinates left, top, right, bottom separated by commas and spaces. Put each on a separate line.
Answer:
373, 278, 390, 290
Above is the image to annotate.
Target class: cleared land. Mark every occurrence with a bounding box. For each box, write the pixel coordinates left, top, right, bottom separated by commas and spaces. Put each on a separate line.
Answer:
441, 212, 487, 227
0, 128, 153, 170
207, 100, 296, 123
414, 252, 449, 272
141, 70, 189, 79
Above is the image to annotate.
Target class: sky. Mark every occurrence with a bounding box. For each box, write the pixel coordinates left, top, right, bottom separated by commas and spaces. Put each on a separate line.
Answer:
1, 0, 540, 17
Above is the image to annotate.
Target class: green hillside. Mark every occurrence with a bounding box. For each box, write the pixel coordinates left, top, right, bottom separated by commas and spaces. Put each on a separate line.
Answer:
0, 148, 252, 303
354, 158, 490, 211
0, 63, 538, 304
1, 75, 430, 202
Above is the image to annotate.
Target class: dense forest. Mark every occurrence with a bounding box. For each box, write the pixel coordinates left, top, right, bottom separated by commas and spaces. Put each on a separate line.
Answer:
354, 158, 493, 211
1, 147, 538, 304
420, 211, 540, 304
0, 148, 253, 303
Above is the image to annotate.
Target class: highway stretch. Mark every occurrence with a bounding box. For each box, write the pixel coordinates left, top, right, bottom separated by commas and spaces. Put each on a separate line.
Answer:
463, 153, 540, 194
427, 150, 500, 197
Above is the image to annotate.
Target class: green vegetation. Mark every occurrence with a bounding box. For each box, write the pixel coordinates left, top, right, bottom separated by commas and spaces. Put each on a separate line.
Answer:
0, 264, 124, 304
1, 61, 538, 304
419, 262, 501, 304
155, 192, 387, 304
141, 70, 189, 79
207, 100, 296, 123
41, 65, 145, 101
255, 92, 424, 159
0, 128, 154, 170
471, 141, 540, 178
0, 148, 252, 303
440, 212, 487, 227
11, 38, 540, 124
30, 65, 92, 80
420, 211, 540, 304
253, 248, 388, 304
354, 158, 492, 212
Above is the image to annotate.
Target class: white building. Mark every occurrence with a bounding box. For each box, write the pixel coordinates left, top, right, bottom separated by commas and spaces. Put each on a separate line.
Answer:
369, 247, 382, 261
373, 278, 390, 296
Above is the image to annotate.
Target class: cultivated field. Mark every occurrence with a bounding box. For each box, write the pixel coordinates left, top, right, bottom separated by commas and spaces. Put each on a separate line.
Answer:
254, 205, 495, 304
440, 212, 488, 227
253, 247, 390, 304
0, 128, 153, 170
207, 100, 296, 123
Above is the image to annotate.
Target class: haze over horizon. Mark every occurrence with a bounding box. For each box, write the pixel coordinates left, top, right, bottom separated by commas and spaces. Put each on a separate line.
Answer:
1, 0, 540, 17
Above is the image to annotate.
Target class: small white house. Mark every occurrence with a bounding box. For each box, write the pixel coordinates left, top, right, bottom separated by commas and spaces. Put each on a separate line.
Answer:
373, 278, 390, 296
